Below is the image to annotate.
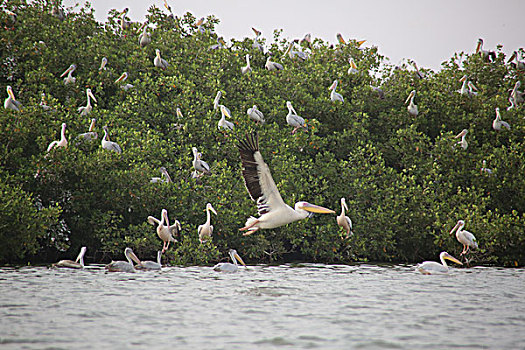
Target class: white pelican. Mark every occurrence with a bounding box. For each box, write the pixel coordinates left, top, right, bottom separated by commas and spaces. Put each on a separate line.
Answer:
241, 54, 252, 75
78, 88, 97, 116
53, 247, 87, 269
450, 219, 478, 255
509, 81, 524, 105
458, 75, 477, 97
480, 160, 493, 175
213, 249, 247, 272
329, 80, 344, 103
196, 17, 205, 34
115, 72, 134, 91
4, 86, 21, 111
336, 34, 366, 48
106, 247, 141, 272
150, 167, 172, 183
336, 198, 353, 238
77, 118, 98, 142
416, 251, 463, 275
138, 26, 151, 48
119, 8, 131, 31
492, 108, 510, 131
237, 133, 335, 234
154, 49, 169, 70
218, 105, 234, 131
507, 97, 517, 111
265, 57, 283, 71
209, 37, 226, 50
148, 209, 180, 252
467, 81, 478, 96
176, 107, 184, 118
348, 58, 358, 74
410, 60, 425, 79
101, 126, 122, 153
247, 105, 265, 124
213, 91, 231, 115
136, 251, 162, 271
405, 90, 418, 117
47, 123, 68, 152
283, 41, 308, 61
198, 203, 217, 243
475, 38, 496, 62
60, 64, 76, 85
508, 51, 525, 70
454, 129, 468, 150
40, 93, 52, 111
192, 147, 211, 177
99, 57, 107, 71
286, 101, 307, 134
252, 28, 264, 52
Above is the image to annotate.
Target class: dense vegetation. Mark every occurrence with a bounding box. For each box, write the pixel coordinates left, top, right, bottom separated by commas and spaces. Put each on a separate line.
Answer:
1, 0, 524, 266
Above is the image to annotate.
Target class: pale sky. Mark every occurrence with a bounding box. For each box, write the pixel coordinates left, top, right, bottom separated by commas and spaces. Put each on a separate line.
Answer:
63, 0, 524, 71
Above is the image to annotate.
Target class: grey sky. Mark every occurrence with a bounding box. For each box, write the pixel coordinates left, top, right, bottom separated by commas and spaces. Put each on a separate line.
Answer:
64, 0, 524, 70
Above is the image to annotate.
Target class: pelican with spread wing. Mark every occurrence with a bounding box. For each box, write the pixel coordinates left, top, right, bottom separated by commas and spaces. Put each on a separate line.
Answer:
237, 133, 335, 235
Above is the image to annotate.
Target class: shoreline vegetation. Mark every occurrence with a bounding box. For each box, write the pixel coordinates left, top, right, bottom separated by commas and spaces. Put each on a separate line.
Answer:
1, 0, 524, 267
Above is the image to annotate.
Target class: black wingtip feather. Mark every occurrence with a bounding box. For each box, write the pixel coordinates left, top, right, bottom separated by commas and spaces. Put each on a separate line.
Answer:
238, 132, 262, 202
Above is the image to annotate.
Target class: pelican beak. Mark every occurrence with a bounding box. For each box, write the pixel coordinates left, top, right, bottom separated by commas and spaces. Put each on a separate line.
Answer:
88, 90, 97, 103
475, 40, 482, 54
357, 40, 366, 47
459, 75, 467, 82
469, 82, 478, 91
337, 34, 346, 45
328, 81, 336, 90
508, 52, 516, 63
196, 18, 204, 26
219, 38, 226, 46
350, 59, 357, 69
60, 65, 74, 77
444, 253, 463, 265
300, 203, 335, 214
343, 201, 349, 212
176, 108, 183, 118
234, 252, 247, 267
449, 222, 460, 234
7, 88, 15, 101
405, 91, 414, 104
115, 73, 126, 83
222, 107, 231, 118
252, 27, 261, 36
454, 130, 466, 139
130, 251, 141, 265
210, 206, 218, 215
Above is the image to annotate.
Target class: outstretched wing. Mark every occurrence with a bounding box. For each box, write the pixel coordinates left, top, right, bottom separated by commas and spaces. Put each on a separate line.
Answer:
147, 216, 160, 226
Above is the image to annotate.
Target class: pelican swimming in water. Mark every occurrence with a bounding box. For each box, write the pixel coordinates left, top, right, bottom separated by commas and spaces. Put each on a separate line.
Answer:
192, 147, 211, 177
54, 247, 87, 269
475, 38, 496, 62
136, 251, 162, 271
99, 57, 107, 71
78, 88, 97, 116
241, 54, 252, 75
138, 26, 151, 48
198, 203, 217, 243
47, 123, 68, 152
115, 72, 134, 91
247, 105, 265, 124
218, 105, 234, 131
4, 86, 21, 111
454, 129, 468, 150
329, 80, 344, 103
508, 51, 525, 70
154, 49, 169, 70
337, 198, 353, 238
405, 90, 418, 117
213, 249, 247, 272
492, 108, 510, 131
148, 209, 180, 253
348, 57, 358, 74
150, 167, 172, 183
237, 133, 335, 234
450, 219, 478, 255
76, 118, 98, 142
60, 64, 76, 85
252, 27, 264, 52
416, 251, 463, 275
106, 247, 141, 272
286, 101, 307, 134
101, 126, 122, 154
265, 57, 283, 71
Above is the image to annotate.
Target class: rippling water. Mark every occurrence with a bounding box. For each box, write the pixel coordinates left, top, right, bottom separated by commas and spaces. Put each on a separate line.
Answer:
1, 264, 524, 349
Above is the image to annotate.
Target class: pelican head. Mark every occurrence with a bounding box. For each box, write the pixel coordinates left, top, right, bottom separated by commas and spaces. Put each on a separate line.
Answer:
229, 249, 246, 267
476, 38, 483, 53
155, 49, 161, 57
286, 101, 293, 109
449, 219, 466, 235
6, 85, 16, 101
459, 75, 468, 82
115, 72, 128, 83
405, 90, 416, 104
120, 8, 129, 17
206, 203, 217, 215
60, 64, 76, 77
336, 33, 346, 45
329, 80, 338, 91
340, 197, 348, 211
124, 247, 141, 264
86, 88, 97, 103
196, 17, 204, 26
220, 105, 231, 118
454, 129, 468, 139
440, 251, 463, 265
252, 27, 261, 37
295, 201, 335, 214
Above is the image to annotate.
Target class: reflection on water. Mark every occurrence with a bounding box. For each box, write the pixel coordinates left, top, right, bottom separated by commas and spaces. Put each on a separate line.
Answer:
0, 264, 524, 349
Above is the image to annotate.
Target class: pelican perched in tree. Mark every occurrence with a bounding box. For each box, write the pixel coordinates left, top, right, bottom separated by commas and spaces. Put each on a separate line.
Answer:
283, 40, 308, 61
154, 49, 169, 70
507, 97, 517, 111
176, 107, 184, 118
480, 160, 493, 175
4, 86, 21, 111
509, 81, 524, 105
348, 57, 358, 74
286, 101, 307, 134
213, 249, 247, 272
405, 90, 418, 117
508, 51, 525, 70
467, 81, 478, 96
337, 198, 353, 238
492, 108, 510, 131
329, 80, 344, 103
213, 91, 231, 115
241, 54, 252, 75
247, 105, 265, 124
47, 123, 68, 152
106, 247, 141, 272
119, 8, 131, 31
101, 126, 122, 154
336, 34, 366, 48
458, 75, 477, 97
53, 247, 87, 269
475, 38, 496, 62
198, 203, 217, 243
218, 105, 234, 131
148, 209, 180, 252
138, 26, 151, 48
78, 88, 97, 116
252, 27, 264, 52
410, 60, 425, 79
237, 133, 335, 234
300, 33, 312, 48
416, 251, 463, 275
265, 57, 283, 71
454, 129, 468, 150
136, 251, 162, 271
209, 37, 226, 50
76, 118, 98, 142
60, 64, 76, 85
372, 86, 385, 99
192, 147, 211, 177
115, 72, 134, 91
450, 220, 478, 255
40, 93, 52, 111
150, 167, 172, 183
195, 17, 205, 33
99, 57, 107, 71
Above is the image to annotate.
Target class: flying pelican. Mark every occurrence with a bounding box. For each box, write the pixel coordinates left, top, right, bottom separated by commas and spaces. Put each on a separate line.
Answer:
283, 41, 308, 61
480, 160, 493, 175
150, 167, 172, 183
136, 251, 162, 271
138, 26, 151, 48
4, 86, 21, 111
192, 147, 211, 177
265, 57, 283, 71
329, 80, 344, 103
416, 251, 463, 275
492, 108, 510, 131
336, 198, 353, 238
106, 247, 141, 272
154, 49, 169, 70
450, 219, 478, 255
99, 57, 107, 71
101, 126, 122, 153
475, 38, 496, 62
78, 88, 97, 116
60, 64, 76, 85
119, 8, 131, 31
77, 118, 98, 142
454, 129, 468, 150
348, 58, 358, 74
218, 105, 234, 131
148, 209, 180, 253
47, 123, 68, 152
247, 105, 265, 124
213, 249, 247, 272
115, 72, 134, 91
237, 133, 335, 234
252, 28, 263, 52
241, 54, 252, 75
286, 101, 307, 134
198, 203, 217, 243
508, 51, 525, 70
405, 90, 418, 117
53, 247, 87, 269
